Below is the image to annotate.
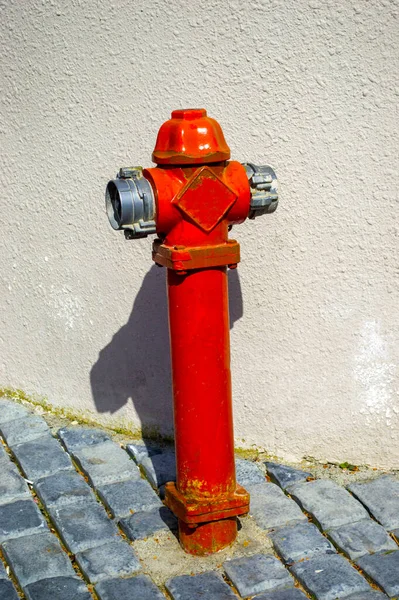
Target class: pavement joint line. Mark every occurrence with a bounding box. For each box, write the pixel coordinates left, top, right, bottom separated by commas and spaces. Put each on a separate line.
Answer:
352, 563, 387, 596
0, 546, 25, 599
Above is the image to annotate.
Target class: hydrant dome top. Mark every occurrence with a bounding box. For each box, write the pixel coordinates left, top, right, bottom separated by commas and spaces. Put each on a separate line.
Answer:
171, 108, 207, 120
152, 108, 231, 165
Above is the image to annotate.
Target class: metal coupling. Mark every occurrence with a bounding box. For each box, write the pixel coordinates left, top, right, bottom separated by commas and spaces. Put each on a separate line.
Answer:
105, 167, 156, 238
243, 163, 278, 219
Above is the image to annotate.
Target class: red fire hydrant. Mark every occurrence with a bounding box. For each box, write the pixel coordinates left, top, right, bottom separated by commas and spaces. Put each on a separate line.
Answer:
105, 109, 278, 555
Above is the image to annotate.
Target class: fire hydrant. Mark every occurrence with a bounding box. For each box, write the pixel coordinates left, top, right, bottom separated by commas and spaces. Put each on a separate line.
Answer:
105, 109, 278, 555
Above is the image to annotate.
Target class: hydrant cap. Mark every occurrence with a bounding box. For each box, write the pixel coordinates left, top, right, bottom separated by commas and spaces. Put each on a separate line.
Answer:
152, 109, 231, 165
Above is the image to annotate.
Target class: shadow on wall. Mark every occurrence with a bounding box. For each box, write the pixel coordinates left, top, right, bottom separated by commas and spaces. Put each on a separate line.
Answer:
90, 264, 243, 438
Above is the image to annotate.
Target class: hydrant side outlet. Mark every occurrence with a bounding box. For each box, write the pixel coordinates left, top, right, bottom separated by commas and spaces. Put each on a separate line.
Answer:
105, 109, 278, 555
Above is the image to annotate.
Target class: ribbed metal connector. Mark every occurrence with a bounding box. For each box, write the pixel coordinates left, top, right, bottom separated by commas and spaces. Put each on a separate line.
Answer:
105, 167, 156, 238
242, 163, 278, 219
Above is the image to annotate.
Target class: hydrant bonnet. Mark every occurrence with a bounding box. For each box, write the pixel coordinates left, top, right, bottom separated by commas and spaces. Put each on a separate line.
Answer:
152, 108, 231, 165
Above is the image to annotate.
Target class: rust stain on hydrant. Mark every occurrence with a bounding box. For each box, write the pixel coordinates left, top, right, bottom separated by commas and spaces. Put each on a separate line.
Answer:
105, 108, 278, 555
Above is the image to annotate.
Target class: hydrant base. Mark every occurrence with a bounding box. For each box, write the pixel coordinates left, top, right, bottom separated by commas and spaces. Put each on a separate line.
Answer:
178, 517, 237, 556
165, 481, 249, 554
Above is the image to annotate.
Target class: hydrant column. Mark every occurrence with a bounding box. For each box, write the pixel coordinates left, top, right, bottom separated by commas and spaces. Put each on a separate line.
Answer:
168, 266, 235, 498
105, 108, 278, 556
168, 266, 238, 553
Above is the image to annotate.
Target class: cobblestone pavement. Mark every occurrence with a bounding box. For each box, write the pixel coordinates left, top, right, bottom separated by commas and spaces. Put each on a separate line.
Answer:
0, 398, 398, 600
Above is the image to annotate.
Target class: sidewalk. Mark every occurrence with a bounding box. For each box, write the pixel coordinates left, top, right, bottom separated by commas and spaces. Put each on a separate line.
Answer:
0, 398, 398, 599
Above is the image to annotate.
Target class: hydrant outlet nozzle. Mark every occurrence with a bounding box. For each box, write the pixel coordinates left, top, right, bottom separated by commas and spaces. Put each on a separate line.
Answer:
105, 167, 156, 238
243, 163, 279, 218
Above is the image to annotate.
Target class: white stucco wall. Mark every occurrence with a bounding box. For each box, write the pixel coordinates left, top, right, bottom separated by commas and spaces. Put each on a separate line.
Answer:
1, 0, 398, 467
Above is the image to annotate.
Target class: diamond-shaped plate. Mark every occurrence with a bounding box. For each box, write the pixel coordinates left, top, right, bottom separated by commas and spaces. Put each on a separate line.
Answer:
175, 167, 237, 232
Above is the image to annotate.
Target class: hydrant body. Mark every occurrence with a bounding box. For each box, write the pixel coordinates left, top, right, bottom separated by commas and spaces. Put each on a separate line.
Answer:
105, 108, 278, 555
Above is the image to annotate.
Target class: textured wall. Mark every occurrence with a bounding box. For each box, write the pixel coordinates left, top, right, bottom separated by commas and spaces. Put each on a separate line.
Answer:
1, 0, 398, 467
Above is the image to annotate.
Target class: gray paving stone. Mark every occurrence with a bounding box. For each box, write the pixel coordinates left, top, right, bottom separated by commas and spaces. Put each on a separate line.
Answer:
126, 443, 163, 464
349, 476, 399, 531
96, 574, 166, 599
0, 499, 47, 543
357, 550, 399, 597
166, 571, 236, 599
0, 579, 19, 600
58, 426, 111, 452
236, 458, 265, 485
51, 500, 120, 553
141, 451, 176, 488
329, 519, 397, 560
12, 434, 73, 481
97, 478, 162, 518
0, 400, 30, 424
291, 554, 372, 600
0, 562, 6, 578
0, 443, 6, 458
266, 462, 313, 491
247, 482, 307, 530
76, 539, 141, 584
71, 440, 141, 487
119, 506, 177, 540
25, 576, 92, 600
224, 553, 294, 597
270, 521, 336, 564
253, 590, 308, 600
345, 593, 390, 600
0, 458, 30, 505
35, 469, 96, 510
0, 415, 49, 447
289, 479, 369, 530
392, 528, 399, 543
2, 531, 75, 587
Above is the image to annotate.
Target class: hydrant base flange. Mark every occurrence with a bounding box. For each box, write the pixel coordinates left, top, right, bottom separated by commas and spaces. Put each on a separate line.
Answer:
164, 481, 250, 524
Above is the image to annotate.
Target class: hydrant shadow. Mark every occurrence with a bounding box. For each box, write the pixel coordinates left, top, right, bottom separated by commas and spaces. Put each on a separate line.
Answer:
90, 264, 243, 497
90, 265, 173, 432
